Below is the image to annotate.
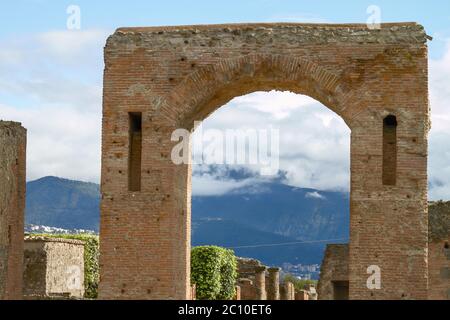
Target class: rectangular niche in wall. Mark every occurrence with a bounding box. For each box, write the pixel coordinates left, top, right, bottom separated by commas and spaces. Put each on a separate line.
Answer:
128, 112, 142, 191
382, 115, 397, 186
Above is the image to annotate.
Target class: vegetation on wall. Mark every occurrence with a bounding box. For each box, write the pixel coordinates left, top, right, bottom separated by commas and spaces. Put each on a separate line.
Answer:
191, 246, 238, 300
30, 233, 99, 299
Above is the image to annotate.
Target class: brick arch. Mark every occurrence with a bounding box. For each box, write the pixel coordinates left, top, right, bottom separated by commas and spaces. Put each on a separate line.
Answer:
100, 23, 430, 300
166, 54, 349, 129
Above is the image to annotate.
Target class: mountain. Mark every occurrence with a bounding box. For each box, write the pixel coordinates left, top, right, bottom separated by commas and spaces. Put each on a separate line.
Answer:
25, 176, 349, 266
26, 176, 100, 231
192, 183, 349, 242
192, 218, 329, 265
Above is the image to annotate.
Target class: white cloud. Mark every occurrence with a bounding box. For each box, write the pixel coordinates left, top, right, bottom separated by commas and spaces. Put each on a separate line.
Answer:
192, 174, 257, 196
0, 103, 101, 182
0, 30, 107, 183
429, 40, 450, 200
305, 191, 326, 200
36, 30, 108, 61
193, 90, 351, 194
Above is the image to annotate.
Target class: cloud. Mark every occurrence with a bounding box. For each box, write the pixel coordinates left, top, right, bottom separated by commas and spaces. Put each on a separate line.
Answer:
305, 191, 326, 200
428, 40, 450, 200
192, 174, 258, 196
0, 30, 107, 182
0, 103, 101, 183
193, 90, 351, 193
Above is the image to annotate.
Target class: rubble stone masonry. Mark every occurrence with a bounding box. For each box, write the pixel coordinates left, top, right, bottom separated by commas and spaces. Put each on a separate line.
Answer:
23, 237, 85, 299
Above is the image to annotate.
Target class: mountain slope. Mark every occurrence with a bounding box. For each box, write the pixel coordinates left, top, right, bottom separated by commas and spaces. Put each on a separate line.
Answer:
25, 176, 349, 265
192, 218, 329, 265
192, 183, 349, 241
26, 176, 100, 231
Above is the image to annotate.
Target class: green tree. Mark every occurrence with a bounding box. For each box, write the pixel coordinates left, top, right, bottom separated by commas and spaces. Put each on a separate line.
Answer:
191, 246, 237, 300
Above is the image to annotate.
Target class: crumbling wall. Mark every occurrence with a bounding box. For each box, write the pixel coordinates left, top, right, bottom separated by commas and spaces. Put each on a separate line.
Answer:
237, 257, 264, 279
428, 202, 450, 300
317, 244, 349, 300
0, 121, 26, 300
23, 237, 85, 299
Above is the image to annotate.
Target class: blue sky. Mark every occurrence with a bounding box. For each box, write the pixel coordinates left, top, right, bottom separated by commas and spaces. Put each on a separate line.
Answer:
2, 0, 450, 57
1, 1, 450, 199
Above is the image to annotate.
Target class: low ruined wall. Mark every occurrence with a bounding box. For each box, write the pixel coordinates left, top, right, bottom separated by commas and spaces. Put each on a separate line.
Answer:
23, 237, 85, 299
0, 121, 26, 300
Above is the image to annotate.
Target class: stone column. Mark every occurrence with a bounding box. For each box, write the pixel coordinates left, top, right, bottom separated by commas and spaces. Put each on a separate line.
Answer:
280, 281, 294, 300
254, 266, 267, 300
0, 121, 26, 300
234, 285, 241, 300
266, 267, 280, 300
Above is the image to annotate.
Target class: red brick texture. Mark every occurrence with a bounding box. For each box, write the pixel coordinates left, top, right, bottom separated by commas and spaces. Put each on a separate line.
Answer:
0, 121, 26, 300
100, 23, 430, 299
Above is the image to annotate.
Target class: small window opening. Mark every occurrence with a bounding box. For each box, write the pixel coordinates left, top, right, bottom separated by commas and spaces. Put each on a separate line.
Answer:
128, 112, 142, 191
383, 115, 397, 186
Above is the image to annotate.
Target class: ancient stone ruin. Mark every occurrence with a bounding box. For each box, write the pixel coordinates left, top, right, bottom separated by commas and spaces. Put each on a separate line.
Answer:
0, 121, 26, 300
100, 22, 430, 299
0, 21, 445, 300
23, 236, 85, 299
235, 257, 314, 300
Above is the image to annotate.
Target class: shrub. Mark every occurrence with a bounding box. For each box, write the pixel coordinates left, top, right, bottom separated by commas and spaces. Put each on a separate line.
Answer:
191, 246, 237, 300
31, 233, 99, 299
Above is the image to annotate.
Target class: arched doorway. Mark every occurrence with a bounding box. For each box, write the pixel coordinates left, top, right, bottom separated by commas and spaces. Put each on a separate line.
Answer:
99, 23, 429, 300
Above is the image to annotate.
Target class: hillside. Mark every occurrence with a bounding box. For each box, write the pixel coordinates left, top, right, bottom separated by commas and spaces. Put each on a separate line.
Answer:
25, 176, 350, 265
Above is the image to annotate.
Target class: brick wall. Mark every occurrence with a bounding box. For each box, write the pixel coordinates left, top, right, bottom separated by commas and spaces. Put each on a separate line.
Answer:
318, 244, 349, 300
100, 22, 430, 299
318, 201, 449, 300
0, 121, 26, 300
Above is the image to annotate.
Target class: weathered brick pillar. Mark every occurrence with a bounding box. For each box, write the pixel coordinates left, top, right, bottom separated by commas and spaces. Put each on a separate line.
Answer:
254, 266, 267, 300
0, 121, 26, 300
266, 267, 280, 300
